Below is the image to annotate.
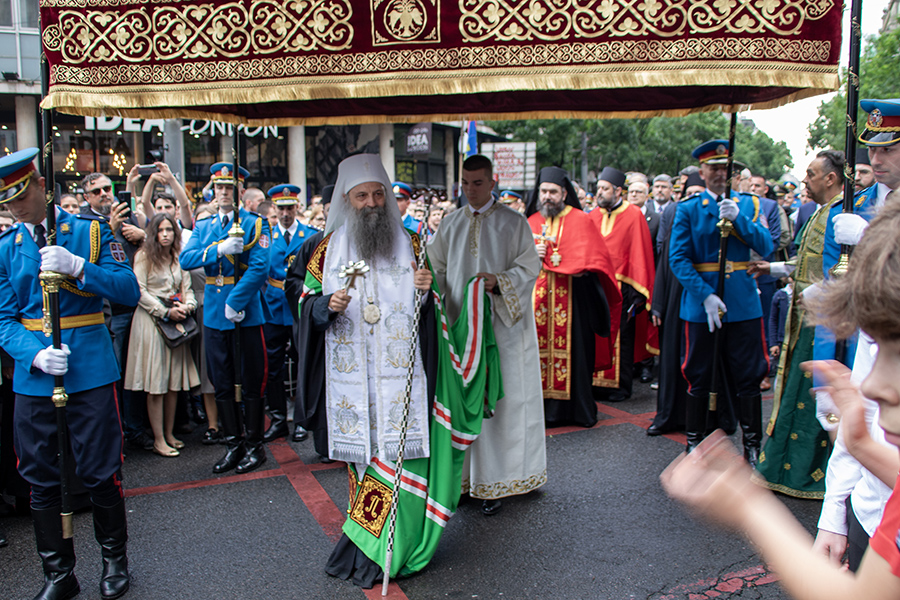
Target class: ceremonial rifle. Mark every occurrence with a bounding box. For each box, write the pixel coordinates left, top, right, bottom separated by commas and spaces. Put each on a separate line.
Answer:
229, 130, 244, 403
39, 47, 74, 539
707, 112, 739, 424
831, 0, 864, 365
383, 192, 433, 596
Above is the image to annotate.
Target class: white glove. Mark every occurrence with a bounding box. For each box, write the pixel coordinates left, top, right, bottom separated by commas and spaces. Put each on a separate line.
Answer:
224, 304, 245, 323
832, 213, 868, 246
702, 294, 727, 332
32, 344, 71, 376
815, 390, 841, 432
39, 246, 85, 278
718, 199, 739, 222
217, 236, 244, 257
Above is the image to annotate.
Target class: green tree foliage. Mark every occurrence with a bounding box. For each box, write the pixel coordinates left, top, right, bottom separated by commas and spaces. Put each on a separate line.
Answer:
807, 28, 900, 152
487, 112, 792, 185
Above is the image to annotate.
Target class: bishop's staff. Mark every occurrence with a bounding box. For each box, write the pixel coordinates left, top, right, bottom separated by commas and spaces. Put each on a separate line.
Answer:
229, 129, 244, 403
39, 45, 74, 539
708, 112, 739, 425
831, 0, 864, 364
383, 195, 433, 596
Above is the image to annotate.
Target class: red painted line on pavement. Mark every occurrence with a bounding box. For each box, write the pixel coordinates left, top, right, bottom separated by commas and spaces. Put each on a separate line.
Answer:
653, 564, 779, 599
124, 467, 285, 498
363, 583, 407, 599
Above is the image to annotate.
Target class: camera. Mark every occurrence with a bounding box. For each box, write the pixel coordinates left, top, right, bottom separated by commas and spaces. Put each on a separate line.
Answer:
137, 164, 159, 177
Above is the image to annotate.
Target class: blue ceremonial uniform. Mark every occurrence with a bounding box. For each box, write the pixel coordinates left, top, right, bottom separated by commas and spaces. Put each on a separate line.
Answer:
180, 208, 270, 330
0, 209, 140, 511
0, 149, 137, 597
669, 189, 774, 323
180, 206, 272, 474
265, 222, 317, 326
670, 187, 774, 460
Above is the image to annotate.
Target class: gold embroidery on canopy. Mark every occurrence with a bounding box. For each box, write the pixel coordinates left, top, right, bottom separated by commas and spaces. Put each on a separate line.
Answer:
372, 0, 441, 45
45, 0, 353, 63
458, 0, 834, 42
47, 37, 833, 84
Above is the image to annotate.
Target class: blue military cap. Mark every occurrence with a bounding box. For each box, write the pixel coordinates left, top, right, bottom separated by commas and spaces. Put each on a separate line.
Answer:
0, 148, 39, 204
210, 162, 250, 185
392, 182, 412, 198
692, 139, 730, 164
499, 190, 521, 203
267, 183, 301, 206
859, 99, 900, 147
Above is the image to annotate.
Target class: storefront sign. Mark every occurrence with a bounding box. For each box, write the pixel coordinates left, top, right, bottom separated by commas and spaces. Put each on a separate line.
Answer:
481, 142, 536, 190
406, 123, 432, 155
83, 117, 278, 138
84, 117, 165, 132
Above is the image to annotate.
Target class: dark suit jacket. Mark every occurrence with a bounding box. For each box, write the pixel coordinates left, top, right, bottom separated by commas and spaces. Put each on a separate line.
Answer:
643, 207, 661, 263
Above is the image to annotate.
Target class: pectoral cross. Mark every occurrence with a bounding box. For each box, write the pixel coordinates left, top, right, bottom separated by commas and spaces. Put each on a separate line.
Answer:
339, 260, 369, 291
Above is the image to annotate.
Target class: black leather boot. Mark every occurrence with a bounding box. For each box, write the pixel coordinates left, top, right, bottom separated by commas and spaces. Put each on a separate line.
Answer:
213, 400, 245, 474
262, 408, 288, 443
31, 507, 80, 600
739, 393, 763, 469
92, 500, 130, 599
236, 399, 267, 474
685, 392, 709, 453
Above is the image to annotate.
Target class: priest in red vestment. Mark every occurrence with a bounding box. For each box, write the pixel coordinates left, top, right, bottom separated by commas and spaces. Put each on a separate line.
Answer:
589, 166, 658, 403
526, 167, 622, 428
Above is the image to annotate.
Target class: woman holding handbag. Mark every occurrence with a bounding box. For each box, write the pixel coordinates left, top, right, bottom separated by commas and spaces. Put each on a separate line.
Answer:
125, 213, 200, 457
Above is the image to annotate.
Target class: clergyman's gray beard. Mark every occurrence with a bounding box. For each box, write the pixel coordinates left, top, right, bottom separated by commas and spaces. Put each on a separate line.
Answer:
349, 205, 395, 262
540, 200, 564, 219
96, 204, 111, 216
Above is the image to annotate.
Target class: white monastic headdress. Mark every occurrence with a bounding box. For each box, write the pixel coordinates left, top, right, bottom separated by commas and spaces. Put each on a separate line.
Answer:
324, 154, 402, 235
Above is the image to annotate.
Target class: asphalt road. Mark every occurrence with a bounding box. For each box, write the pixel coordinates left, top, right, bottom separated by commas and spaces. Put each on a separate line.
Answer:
0, 380, 817, 599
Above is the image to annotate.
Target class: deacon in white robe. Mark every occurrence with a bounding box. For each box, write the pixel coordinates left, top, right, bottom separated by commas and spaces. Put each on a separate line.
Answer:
427, 154, 546, 514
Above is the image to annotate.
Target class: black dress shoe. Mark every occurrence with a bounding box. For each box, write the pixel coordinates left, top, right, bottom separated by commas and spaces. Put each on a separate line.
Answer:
213, 439, 246, 474
646, 424, 664, 436
201, 428, 223, 445
235, 444, 267, 474
640, 367, 653, 384
481, 499, 502, 516
0, 529, 7, 547
263, 420, 289, 443
291, 424, 309, 442
319, 455, 334, 464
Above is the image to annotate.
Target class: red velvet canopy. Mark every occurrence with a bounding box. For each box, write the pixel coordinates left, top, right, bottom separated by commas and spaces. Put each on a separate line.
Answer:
40, 0, 842, 125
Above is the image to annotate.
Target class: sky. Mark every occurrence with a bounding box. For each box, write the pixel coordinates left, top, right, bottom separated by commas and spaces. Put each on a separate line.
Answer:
745, 0, 890, 179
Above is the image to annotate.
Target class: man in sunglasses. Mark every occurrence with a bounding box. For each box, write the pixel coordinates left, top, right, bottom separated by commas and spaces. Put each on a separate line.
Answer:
81, 172, 151, 453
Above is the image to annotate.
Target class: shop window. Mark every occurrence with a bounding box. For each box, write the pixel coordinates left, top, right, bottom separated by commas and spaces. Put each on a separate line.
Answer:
18, 0, 37, 29
0, 2, 12, 28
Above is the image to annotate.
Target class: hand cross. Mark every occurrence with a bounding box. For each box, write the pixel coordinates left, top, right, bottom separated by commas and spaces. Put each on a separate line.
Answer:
339, 260, 370, 291
533, 224, 557, 245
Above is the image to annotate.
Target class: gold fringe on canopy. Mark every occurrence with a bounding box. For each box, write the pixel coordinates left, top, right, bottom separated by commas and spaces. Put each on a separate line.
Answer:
43, 66, 838, 126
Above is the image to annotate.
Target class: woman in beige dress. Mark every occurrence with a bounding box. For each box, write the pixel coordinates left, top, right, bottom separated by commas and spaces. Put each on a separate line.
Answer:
125, 213, 200, 457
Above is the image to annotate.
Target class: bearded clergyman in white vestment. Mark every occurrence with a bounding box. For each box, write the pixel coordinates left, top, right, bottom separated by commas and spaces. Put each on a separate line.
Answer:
301, 154, 503, 588
427, 154, 547, 516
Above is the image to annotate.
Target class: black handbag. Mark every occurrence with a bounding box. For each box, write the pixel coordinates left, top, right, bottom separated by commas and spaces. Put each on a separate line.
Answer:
154, 296, 199, 348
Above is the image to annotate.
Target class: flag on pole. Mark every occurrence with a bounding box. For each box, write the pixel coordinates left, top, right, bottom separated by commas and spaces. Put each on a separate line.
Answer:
459, 121, 477, 157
